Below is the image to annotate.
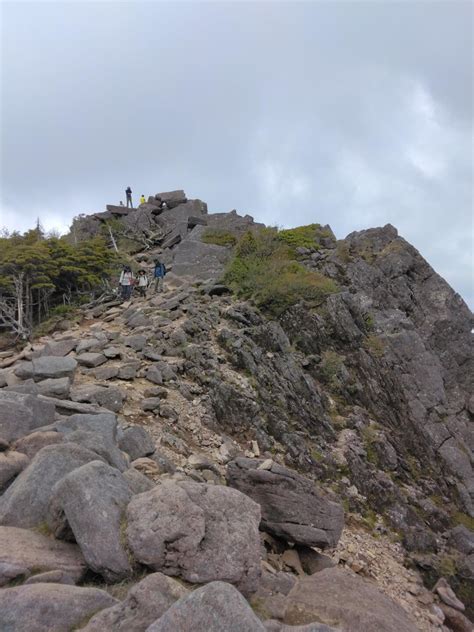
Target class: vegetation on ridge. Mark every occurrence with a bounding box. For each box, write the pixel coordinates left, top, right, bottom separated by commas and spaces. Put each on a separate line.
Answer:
224, 227, 338, 316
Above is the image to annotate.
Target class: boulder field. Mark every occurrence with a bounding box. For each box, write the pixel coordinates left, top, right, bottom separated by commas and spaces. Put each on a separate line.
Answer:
0, 190, 472, 631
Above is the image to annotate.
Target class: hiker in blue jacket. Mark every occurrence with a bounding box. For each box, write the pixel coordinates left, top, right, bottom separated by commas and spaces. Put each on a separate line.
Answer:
153, 259, 167, 293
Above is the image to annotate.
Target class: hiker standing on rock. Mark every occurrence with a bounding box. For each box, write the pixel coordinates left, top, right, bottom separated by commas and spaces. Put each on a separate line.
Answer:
125, 187, 133, 208
153, 259, 167, 293
139, 194, 146, 205
119, 265, 134, 300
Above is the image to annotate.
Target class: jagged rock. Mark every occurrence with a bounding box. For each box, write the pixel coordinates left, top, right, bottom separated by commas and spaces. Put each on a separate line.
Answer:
142, 397, 161, 412
48, 461, 132, 581
145, 581, 266, 632
171, 226, 231, 280
12, 431, 63, 459
123, 468, 155, 493
123, 334, 147, 351
282, 568, 419, 632
116, 363, 138, 380
76, 352, 108, 368
126, 481, 262, 595
36, 377, 71, 399
76, 338, 107, 354
227, 458, 344, 548
448, 525, 474, 555
0, 391, 56, 443
155, 189, 187, 208
127, 312, 152, 328
14, 356, 77, 381
0, 583, 117, 632
40, 339, 78, 357
0, 526, 86, 586
70, 384, 125, 413
93, 365, 119, 380
80, 572, 188, 632
146, 365, 163, 384
119, 426, 155, 460
0, 450, 29, 491
295, 547, 336, 575
0, 443, 104, 527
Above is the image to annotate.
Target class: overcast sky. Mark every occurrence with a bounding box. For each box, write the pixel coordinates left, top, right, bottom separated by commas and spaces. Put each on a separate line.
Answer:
1, 1, 472, 306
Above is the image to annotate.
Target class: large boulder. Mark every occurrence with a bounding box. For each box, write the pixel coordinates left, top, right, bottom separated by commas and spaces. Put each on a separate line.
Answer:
119, 426, 155, 461
126, 481, 262, 595
80, 572, 188, 632
145, 581, 266, 632
155, 190, 188, 208
55, 412, 118, 444
281, 568, 419, 632
63, 430, 129, 472
227, 458, 344, 548
0, 583, 117, 632
0, 391, 55, 443
0, 450, 29, 492
15, 356, 77, 381
171, 225, 231, 280
0, 526, 86, 586
48, 461, 132, 581
0, 443, 104, 528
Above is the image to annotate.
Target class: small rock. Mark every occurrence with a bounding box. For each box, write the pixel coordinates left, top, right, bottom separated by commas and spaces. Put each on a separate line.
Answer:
76, 353, 107, 368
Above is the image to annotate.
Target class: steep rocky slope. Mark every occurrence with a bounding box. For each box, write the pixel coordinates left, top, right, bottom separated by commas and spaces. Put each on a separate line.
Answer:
0, 190, 472, 632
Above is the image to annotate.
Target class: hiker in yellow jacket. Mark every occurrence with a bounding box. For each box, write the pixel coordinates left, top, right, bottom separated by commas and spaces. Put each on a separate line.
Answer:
139, 194, 146, 205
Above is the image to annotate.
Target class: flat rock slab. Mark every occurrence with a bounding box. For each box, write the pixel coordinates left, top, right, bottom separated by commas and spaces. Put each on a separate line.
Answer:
76, 353, 108, 368
0, 583, 117, 632
49, 461, 132, 581
282, 568, 419, 632
15, 356, 78, 381
0, 526, 86, 586
146, 581, 266, 632
40, 339, 78, 357
36, 377, 71, 399
0, 391, 56, 443
126, 481, 261, 595
227, 458, 344, 549
0, 443, 105, 528
81, 572, 188, 632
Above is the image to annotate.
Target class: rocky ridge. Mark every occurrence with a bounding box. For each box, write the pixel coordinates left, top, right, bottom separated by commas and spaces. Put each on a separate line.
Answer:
0, 189, 472, 631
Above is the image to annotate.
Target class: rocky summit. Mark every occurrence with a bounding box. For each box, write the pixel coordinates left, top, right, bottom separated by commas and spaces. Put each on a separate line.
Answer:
0, 189, 472, 632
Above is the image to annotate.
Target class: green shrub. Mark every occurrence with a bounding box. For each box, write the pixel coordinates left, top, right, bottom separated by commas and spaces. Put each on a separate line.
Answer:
202, 229, 237, 247
319, 350, 344, 384
364, 334, 386, 358
224, 229, 338, 316
278, 223, 333, 251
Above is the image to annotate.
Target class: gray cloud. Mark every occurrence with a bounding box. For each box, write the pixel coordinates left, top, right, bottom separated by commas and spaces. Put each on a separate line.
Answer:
1, 1, 472, 306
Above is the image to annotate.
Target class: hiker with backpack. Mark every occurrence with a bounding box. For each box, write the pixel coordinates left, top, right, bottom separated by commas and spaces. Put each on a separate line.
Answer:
153, 259, 167, 293
119, 265, 134, 300
136, 269, 149, 298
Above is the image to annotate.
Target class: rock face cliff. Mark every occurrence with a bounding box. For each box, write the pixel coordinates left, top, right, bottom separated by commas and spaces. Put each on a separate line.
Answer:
0, 189, 472, 631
